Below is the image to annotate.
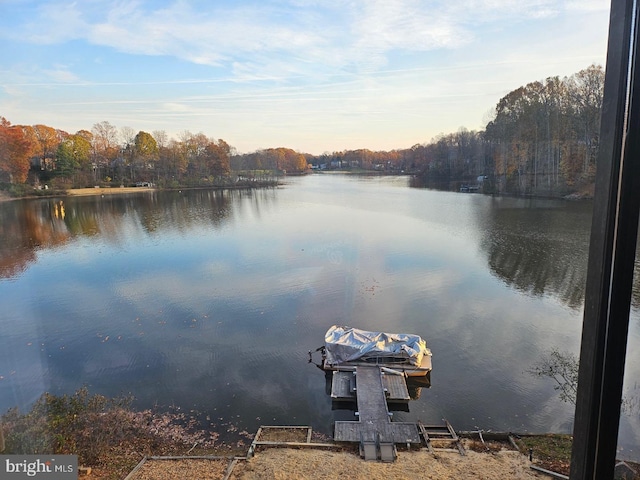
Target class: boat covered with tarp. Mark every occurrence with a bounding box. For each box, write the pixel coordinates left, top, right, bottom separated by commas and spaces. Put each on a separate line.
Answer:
319, 325, 432, 377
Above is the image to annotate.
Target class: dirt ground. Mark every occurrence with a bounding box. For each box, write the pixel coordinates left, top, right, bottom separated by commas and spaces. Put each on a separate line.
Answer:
127, 458, 231, 480
231, 447, 543, 480
122, 440, 547, 480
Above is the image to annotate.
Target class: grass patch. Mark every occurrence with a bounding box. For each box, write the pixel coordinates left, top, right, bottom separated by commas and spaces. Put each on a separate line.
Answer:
516, 434, 572, 475
464, 438, 513, 454
0, 182, 66, 198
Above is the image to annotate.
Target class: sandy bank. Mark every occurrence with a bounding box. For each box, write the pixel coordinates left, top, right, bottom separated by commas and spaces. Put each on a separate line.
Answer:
231, 447, 544, 480
66, 186, 155, 196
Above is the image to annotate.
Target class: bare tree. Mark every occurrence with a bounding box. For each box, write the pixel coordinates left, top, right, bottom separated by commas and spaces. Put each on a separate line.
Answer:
91, 121, 118, 181
529, 349, 579, 404
152, 130, 168, 149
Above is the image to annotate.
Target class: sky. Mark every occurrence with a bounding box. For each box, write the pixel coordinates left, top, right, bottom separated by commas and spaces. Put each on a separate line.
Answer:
0, 0, 610, 155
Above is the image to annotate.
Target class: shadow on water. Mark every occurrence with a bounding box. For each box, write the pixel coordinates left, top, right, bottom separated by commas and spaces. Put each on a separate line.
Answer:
409, 179, 640, 312
478, 197, 593, 309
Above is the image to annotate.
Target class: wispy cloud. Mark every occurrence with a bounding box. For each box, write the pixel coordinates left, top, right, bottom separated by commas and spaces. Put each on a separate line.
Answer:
4, 0, 601, 76
19, 2, 89, 44
0, 0, 610, 152
41, 65, 81, 83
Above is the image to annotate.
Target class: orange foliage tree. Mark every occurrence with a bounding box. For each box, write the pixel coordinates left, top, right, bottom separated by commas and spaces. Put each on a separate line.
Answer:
0, 117, 34, 183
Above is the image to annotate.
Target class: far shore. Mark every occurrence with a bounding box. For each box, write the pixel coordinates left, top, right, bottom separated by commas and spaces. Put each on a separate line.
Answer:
0, 182, 281, 202
66, 186, 155, 196
0, 186, 155, 202
0, 177, 593, 203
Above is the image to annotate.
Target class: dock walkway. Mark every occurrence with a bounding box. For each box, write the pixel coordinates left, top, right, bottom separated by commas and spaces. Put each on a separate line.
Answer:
332, 366, 421, 461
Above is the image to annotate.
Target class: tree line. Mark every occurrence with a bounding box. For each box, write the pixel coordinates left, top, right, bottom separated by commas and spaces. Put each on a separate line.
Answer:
0, 64, 604, 195
0, 121, 236, 189
305, 64, 604, 196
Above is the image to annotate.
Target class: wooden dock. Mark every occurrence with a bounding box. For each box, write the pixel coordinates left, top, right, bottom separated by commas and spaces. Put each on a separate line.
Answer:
330, 369, 410, 403
332, 366, 421, 461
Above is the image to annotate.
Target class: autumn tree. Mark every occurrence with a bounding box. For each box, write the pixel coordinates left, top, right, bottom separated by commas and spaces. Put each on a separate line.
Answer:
164, 138, 188, 180
56, 134, 92, 182
177, 131, 206, 179
171, 131, 232, 182
204, 139, 231, 178
486, 80, 563, 193
134, 131, 158, 160
484, 65, 604, 194
565, 64, 604, 181
252, 148, 309, 173
75, 130, 93, 142
231, 151, 262, 171
133, 131, 159, 181
91, 121, 119, 181
0, 118, 34, 183
30, 124, 63, 171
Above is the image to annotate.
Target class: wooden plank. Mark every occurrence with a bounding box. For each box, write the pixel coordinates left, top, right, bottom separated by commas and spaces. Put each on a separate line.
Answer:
252, 441, 337, 448
256, 425, 311, 430
417, 421, 434, 453
421, 426, 452, 437
334, 421, 421, 443
508, 435, 520, 452
247, 427, 263, 458
331, 371, 355, 400
381, 373, 410, 401
530, 465, 569, 480
355, 366, 389, 423
458, 431, 513, 440
442, 420, 465, 456
123, 457, 148, 480
334, 421, 360, 442
146, 456, 242, 460
445, 419, 458, 441
222, 459, 239, 480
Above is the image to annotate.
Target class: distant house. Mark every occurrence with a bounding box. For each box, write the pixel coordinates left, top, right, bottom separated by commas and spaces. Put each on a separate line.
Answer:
30, 156, 55, 171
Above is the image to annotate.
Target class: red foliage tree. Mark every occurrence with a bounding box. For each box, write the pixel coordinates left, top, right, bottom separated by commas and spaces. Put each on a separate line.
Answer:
0, 117, 34, 183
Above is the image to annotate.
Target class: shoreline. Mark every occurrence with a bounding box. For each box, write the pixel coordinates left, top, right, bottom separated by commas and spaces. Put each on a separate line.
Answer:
0, 183, 280, 202
112, 430, 580, 479
0, 186, 155, 203
0, 174, 593, 202
66, 186, 155, 196
0, 386, 585, 479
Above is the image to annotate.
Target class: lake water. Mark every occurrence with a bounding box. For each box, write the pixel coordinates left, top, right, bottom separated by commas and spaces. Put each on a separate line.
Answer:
1, 174, 639, 459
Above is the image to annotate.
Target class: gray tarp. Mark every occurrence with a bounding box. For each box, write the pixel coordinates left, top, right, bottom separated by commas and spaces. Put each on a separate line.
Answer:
324, 325, 431, 366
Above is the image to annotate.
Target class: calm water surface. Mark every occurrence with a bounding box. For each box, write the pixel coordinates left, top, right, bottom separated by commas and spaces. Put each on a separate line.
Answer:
1, 174, 639, 458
